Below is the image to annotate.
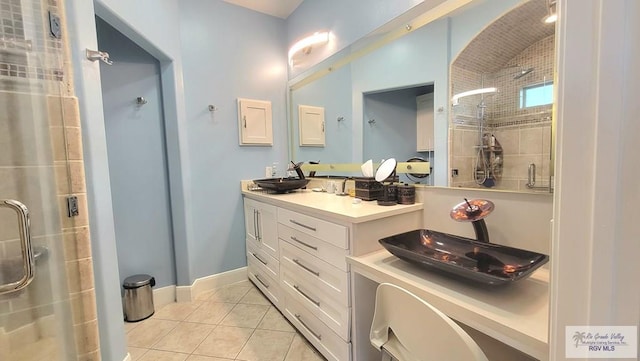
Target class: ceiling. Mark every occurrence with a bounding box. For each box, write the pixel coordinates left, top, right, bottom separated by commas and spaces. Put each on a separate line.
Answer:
454, 0, 555, 73
222, 0, 303, 19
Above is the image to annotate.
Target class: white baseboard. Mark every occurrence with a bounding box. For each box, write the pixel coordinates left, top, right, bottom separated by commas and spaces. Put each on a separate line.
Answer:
153, 285, 176, 309
176, 267, 247, 302
123, 352, 131, 361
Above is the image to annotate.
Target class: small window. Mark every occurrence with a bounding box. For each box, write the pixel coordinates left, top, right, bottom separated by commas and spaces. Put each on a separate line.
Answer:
520, 82, 553, 108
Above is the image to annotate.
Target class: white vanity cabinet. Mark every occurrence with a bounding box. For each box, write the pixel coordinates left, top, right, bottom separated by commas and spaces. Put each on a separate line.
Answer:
243, 198, 278, 259
242, 188, 423, 361
244, 198, 282, 307
278, 208, 352, 360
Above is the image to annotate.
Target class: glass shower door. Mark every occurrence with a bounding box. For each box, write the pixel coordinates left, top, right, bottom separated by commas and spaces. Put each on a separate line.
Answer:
0, 0, 90, 359
0, 84, 81, 361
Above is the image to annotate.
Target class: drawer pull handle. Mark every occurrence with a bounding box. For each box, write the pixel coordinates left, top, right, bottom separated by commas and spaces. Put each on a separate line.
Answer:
252, 252, 268, 266
293, 258, 320, 276
295, 313, 322, 340
255, 274, 270, 288
289, 219, 316, 232
293, 284, 320, 306
290, 236, 318, 250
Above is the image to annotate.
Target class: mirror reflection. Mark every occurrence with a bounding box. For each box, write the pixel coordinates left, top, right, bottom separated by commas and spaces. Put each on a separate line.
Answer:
450, 0, 554, 191
288, 0, 555, 193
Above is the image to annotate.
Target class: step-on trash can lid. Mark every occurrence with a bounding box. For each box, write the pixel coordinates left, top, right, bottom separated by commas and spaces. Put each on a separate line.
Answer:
123, 274, 155, 289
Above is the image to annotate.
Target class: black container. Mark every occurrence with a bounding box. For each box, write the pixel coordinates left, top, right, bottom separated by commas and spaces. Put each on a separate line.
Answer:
377, 184, 397, 206
396, 183, 416, 204
354, 177, 383, 201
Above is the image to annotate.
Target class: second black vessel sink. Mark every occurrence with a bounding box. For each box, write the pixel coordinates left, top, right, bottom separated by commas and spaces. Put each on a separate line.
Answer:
379, 229, 548, 285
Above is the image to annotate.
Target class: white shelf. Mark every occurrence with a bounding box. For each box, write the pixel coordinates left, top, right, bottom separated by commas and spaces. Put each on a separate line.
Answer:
347, 249, 549, 360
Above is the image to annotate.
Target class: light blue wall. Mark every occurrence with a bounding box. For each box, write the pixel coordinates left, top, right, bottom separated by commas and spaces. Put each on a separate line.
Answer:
286, 0, 423, 78
96, 17, 177, 289
93, 0, 193, 287
178, 0, 288, 279
363, 88, 428, 164
351, 18, 450, 184
292, 65, 353, 164
69, 0, 287, 358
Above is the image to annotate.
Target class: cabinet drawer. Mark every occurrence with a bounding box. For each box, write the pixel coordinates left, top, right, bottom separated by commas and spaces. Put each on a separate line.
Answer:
284, 294, 351, 361
246, 238, 278, 279
281, 264, 350, 341
247, 259, 281, 308
277, 208, 348, 249
278, 223, 349, 271
280, 239, 349, 306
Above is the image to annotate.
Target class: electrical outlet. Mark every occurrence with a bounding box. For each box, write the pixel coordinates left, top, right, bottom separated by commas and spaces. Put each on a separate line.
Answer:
451, 169, 459, 177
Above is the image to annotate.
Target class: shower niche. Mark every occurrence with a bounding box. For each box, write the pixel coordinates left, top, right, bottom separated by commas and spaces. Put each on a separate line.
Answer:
449, 0, 555, 192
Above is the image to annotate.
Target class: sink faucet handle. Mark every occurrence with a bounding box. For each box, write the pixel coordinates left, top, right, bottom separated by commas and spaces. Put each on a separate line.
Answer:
451, 198, 495, 243
463, 198, 479, 213
288, 161, 306, 180
450, 199, 494, 222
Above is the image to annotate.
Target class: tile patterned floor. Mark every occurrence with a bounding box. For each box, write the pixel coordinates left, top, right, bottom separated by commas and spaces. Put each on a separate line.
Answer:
124, 279, 326, 361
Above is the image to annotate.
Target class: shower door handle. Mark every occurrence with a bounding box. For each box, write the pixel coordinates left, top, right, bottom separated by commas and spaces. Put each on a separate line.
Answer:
0, 199, 35, 295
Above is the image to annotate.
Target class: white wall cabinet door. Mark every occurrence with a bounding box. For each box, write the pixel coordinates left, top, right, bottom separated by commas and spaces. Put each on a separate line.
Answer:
238, 98, 273, 146
299, 105, 325, 147
416, 93, 434, 152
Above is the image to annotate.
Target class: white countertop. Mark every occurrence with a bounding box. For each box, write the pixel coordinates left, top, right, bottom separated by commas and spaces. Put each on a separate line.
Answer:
348, 250, 549, 360
241, 183, 423, 224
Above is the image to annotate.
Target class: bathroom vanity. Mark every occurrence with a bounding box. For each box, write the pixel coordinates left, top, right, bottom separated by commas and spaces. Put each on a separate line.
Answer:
242, 183, 423, 361
242, 182, 549, 361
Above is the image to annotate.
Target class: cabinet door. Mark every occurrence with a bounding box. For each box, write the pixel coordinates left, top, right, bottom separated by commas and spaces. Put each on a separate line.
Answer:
238, 98, 273, 145
244, 200, 258, 243
299, 105, 325, 146
245, 198, 278, 258
256, 203, 278, 259
416, 93, 434, 152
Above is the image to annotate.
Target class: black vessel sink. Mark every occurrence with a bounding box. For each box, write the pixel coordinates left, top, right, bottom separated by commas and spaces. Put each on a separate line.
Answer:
379, 229, 548, 285
253, 178, 310, 193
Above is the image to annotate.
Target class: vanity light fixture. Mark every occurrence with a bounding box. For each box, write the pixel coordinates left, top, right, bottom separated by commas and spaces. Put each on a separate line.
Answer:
542, 0, 557, 23
451, 87, 497, 106
288, 31, 329, 66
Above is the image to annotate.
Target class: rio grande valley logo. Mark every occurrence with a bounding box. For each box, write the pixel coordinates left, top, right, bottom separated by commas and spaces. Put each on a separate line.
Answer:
566, 326, 637, 358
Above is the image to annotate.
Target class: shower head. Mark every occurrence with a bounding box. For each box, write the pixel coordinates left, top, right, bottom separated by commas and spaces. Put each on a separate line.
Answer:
513, 67, 534, 79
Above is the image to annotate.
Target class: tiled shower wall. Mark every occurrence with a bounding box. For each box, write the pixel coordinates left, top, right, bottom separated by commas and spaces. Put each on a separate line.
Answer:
0, 0, 100, 360
450, 35, 554, 191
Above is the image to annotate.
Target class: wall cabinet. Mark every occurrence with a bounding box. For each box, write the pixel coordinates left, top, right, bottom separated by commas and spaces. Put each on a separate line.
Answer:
238, 98, 273, 146
298, 104, 325, 146
416, 93, 434, 152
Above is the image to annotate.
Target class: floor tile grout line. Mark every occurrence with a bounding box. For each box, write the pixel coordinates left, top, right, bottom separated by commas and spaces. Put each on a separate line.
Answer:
127, 279, 321, 360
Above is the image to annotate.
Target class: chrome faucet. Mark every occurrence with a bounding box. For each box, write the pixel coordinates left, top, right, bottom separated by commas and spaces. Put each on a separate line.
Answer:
450, 198, 494, 243
288, 161, 305, 179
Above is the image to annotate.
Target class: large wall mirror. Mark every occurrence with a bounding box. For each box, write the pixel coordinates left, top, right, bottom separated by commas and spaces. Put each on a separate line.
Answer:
288, 0, 556, 193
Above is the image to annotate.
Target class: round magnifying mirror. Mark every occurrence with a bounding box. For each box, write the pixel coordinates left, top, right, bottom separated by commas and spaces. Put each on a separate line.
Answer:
375, 158, 397, 182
